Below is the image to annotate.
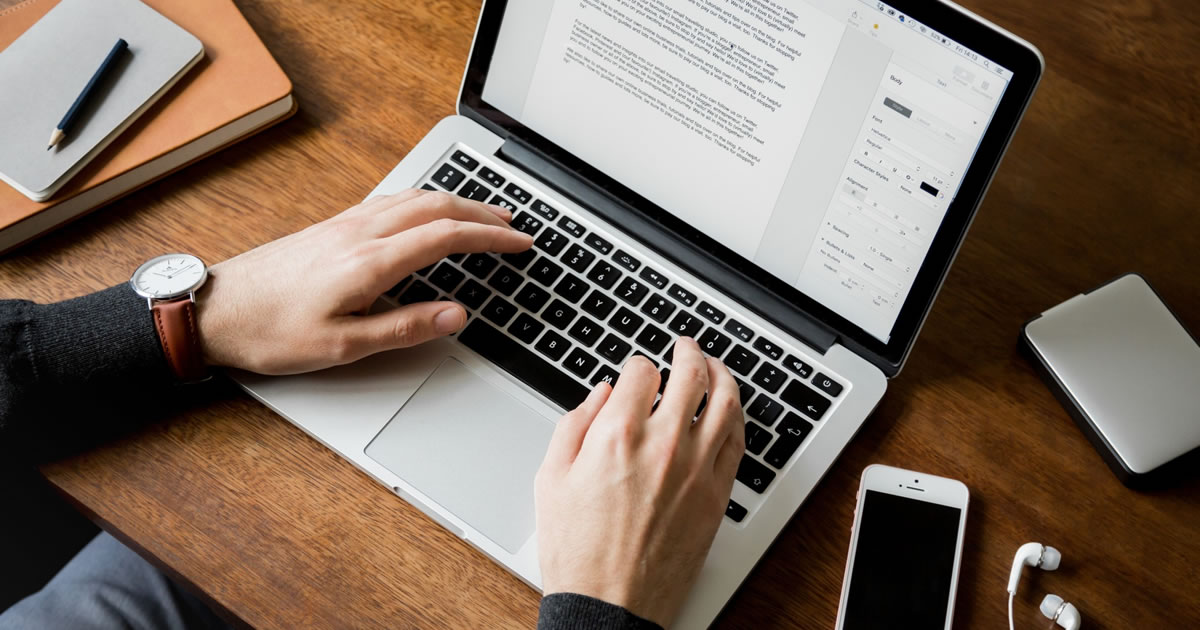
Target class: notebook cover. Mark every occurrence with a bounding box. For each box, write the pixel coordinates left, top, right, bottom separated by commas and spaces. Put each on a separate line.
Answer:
0, 0, 203, 198
0, 0, 293, 238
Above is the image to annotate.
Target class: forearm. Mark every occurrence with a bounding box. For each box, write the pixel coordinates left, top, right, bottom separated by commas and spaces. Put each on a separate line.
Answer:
537, 594, 663, 630
0, 284, 173, 447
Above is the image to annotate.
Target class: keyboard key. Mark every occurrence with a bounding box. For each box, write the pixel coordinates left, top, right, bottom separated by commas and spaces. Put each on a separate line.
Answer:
448, 253, 466, 263
454, 279, 491, 309
489, 195, 517, 212
398, 279, 437, 305
765, 415, 811, 469
751, 364, 787, 393
585, 262, 621, 289
597, 334, 632, 364
386, 276, 411, 298
535, 330, 571, 361
615, 278, 649, 307
511, 211, 543, 236
450, 150, 478, 171
458, 320, 588, 410
479, 166, 505, 188
501, 249, 537, 270
529, 257, 564, 286
667, 283, 697, 307
568, 316, 604, 347
504, 182, 532, 204
534, 227, 568, 256
696, 301, 725, 324
429, 263, 465, 293
736, 455, 776, 494
813, 372, 844, 397
562, 348, 599, 379
591, 365, 620, 386
543, 299, 577, 329
554, 273, 589, 303
531, 199, 559, 220
781, 381, 831, 421
557, 216, 586, 238
508, 313, 545, 344
432, 164, 465, 190
584, 233, 613, 254
638, 267, 669, 289
514, 283, 551, 313
658, 367, 670, 393
612, 249, 641, 272
462, 253, 499, 278
481, 296, 517, 326
698, 328, 731, 357
667, 312, 703, 337
486, 265, 523, 296
724, 345, 760, 376
420, 183, 436, 191
635, 324, 670, 354
745, 422, 773, 455
457, 179, 490, 201
782, 354, 813, 378
559, 244, 596, 273
640, 295, 676, 323
416, 264, 435, 277
747, 394, 784, 426
736, 379, 756, 405
610, 307, 644, 337
581, 290, 617, 320
752, 337, 783, 361
723, 319, 754, 342
725, 500, 748, 523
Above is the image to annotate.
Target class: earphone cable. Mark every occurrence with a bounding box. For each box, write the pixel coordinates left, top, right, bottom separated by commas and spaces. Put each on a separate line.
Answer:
1008, 592, 1016, 630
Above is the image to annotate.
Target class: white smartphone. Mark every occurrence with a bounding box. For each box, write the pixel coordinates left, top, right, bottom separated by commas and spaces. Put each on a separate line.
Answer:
834, 464, 970, 630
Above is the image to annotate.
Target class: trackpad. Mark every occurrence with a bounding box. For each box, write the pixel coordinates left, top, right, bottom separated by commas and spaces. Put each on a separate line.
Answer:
364, 358, 554, 554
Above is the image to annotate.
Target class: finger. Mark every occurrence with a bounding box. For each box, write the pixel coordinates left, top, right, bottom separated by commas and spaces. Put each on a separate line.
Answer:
373, 191, 513, 236
591, 356, 660, 431
375, 220, 533, 288
695, 357, 744, 463
339, 301, 467, 359
542, 383, 612, 472
714, 422, 744, 481
653, 337, 709, 428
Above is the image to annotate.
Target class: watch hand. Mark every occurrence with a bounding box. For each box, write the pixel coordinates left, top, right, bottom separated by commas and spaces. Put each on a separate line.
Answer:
167, 264, 196, 279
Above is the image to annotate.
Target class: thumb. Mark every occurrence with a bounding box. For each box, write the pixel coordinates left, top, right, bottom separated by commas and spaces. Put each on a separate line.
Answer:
349, 301, 466, 354
542, 383, 611, 472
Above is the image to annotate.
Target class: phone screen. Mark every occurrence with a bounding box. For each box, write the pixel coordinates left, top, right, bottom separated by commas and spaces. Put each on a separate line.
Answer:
842, 490, 963, 629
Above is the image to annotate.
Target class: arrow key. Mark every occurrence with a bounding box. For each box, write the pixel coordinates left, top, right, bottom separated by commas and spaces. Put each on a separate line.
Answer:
736, 455, 776, 494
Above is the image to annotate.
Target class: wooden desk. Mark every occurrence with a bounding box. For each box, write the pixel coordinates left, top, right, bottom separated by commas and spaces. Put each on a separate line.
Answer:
2, 0, 1197, 627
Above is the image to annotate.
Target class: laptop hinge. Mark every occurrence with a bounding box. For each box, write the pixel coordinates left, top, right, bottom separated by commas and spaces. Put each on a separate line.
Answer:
495, 137, 839, 355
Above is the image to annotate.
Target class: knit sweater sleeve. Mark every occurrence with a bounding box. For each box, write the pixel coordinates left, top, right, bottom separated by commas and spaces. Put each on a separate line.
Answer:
537, 594, 664, 630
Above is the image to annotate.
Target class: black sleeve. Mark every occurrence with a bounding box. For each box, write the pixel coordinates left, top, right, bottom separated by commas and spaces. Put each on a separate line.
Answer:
537, 593, 663, 630
0, 284, 176, 454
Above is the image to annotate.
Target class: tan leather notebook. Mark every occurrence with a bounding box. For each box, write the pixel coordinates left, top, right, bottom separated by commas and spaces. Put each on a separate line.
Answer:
0, 0, 296, 254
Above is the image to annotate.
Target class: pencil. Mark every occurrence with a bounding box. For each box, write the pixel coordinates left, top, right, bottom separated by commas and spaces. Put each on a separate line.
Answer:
47, 38, 129, 151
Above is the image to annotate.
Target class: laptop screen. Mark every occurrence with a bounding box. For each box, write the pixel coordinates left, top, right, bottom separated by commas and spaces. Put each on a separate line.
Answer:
481, 0, 1012, 343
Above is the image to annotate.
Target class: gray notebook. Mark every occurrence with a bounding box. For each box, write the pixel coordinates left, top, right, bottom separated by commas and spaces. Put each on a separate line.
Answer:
0, 0, 203, 201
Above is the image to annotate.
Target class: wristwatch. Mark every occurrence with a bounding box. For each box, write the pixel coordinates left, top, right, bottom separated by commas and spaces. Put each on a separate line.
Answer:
129, 253, 210, 383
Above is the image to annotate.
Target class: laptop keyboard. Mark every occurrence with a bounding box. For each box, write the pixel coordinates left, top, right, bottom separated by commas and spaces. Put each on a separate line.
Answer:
383, 147, 848, 525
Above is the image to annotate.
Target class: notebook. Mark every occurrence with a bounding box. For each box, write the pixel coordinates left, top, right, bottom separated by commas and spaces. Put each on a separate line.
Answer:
0, 0, 296, 254
0, 0, 203, 201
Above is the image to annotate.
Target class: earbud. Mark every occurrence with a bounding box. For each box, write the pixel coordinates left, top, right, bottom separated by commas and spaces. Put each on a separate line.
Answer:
1006, 543, 1081, 630
1041, 594, 1082, 630
1007, 542, 1061, 595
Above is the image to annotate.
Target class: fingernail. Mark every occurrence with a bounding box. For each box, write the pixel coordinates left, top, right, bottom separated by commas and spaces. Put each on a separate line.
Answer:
434, 307, 464, 334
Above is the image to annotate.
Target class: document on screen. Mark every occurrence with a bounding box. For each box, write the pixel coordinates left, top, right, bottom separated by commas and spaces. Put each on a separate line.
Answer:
522, 0, 845, 256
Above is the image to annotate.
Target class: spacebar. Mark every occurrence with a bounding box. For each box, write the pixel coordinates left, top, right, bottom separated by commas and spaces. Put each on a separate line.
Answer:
457, 319, 591, 411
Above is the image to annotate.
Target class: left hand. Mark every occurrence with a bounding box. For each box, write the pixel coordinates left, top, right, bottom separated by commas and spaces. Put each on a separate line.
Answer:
196, 190, 533, 374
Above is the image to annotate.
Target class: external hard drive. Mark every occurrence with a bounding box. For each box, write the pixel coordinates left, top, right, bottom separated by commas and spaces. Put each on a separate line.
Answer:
1019, 273, 1200, 487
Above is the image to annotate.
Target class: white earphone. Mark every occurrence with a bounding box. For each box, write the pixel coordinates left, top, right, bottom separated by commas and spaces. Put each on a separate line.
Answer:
1007, 542, 1081, 630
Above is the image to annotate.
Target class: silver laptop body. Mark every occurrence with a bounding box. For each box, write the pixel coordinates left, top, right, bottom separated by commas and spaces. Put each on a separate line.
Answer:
235, 0, 1042, 626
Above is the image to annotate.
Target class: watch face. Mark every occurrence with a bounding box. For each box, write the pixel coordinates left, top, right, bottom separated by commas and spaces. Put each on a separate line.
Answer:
130, 253, 207, 299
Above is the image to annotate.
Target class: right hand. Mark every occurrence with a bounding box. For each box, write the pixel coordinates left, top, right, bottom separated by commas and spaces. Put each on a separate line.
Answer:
534, 338, 745, 627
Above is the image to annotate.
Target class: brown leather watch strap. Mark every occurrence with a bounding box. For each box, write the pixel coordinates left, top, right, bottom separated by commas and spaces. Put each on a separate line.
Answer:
152, 298, 208, 383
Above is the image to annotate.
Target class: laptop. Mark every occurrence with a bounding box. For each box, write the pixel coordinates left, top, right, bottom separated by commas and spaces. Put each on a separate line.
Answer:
235, 0, 1042, 626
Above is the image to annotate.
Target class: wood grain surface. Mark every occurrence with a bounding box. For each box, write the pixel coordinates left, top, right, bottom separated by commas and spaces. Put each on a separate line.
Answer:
2, 0, 1197, 627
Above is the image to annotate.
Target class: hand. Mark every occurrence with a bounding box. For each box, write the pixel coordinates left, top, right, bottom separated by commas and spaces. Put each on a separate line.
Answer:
535, 338, 745, 627
196, 190, 533, 374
